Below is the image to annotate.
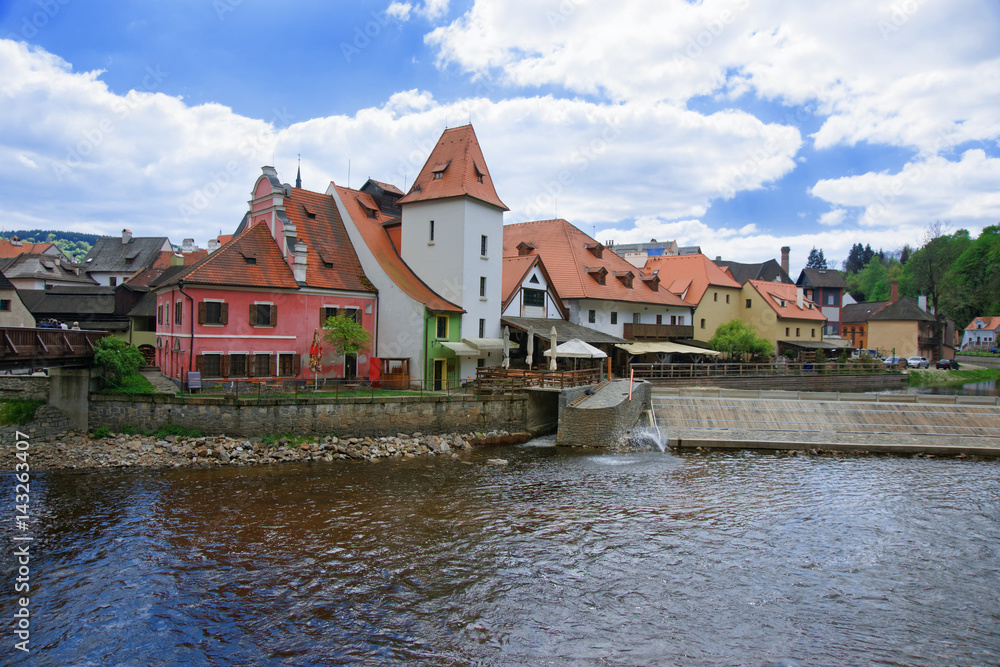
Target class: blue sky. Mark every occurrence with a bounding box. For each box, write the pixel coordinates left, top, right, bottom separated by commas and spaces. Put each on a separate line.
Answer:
1, 0, 998, 275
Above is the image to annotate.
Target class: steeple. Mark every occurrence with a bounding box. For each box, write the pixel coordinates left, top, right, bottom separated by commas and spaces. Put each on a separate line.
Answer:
295, 155, 302, 189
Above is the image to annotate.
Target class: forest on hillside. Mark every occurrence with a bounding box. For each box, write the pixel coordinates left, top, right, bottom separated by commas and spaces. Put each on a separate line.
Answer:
1, 229, 103, 262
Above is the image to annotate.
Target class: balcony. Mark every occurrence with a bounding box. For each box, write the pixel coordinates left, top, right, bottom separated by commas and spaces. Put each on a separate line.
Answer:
918, 337, 941, 348
623, 323, 694, 340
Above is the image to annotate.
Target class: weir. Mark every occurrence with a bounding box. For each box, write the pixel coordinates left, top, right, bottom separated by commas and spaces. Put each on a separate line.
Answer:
555, 379, 653, 447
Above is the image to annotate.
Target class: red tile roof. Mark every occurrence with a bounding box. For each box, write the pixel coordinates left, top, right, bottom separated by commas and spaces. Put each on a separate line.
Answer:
165, 221, 299, 289
0, 240, 56, 258
333, 183, 463, 313
964, 316, 1000, 331
747, 279, 826, 322
644, 254, 742, 305
283, 187, 375, 293
503, 219, 690, 308
398, 125, 508, 211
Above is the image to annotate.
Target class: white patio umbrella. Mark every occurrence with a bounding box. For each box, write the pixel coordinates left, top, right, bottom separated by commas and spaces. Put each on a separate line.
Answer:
525, 325, 534, 367
542, 338, 608, 359
548, 326, 557, 371
501, 326, 510, 369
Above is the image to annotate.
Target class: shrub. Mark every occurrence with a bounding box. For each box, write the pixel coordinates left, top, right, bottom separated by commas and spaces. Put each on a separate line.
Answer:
93, 337, 145, 386
0, 400, 44, 425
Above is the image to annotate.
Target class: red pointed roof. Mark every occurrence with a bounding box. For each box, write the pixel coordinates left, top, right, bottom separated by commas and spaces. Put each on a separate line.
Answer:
644, 253, 742, 305
503, 219, 690, 308
164, 221, 299, 289
747, 279, 826, 322
397, 124, 508, 211
333, 183, 463, 313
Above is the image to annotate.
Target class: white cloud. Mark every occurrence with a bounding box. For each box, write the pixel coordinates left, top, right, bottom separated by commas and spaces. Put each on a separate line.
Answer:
386, 2, 412, 22
818, 208, 847, 227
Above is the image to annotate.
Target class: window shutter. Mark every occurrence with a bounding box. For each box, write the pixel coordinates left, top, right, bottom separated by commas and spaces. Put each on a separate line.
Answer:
269, 305, 277, 326
198, 302, 207, 324
249, 304, 257, 325
292, 354, 301, 375
157, 305, 162, 325
220, 303, 229, 325
221, 355, 231, 377
247, 354, 255, 378
195, 354, 205, 375
320, 308, 325, 327
269, 354, 277, 377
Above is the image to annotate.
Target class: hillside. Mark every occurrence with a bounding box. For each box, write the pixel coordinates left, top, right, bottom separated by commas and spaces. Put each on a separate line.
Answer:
1, 229, 104, 262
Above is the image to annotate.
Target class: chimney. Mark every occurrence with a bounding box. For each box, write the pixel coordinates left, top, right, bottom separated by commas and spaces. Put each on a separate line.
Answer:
207, 239, 220, 253
780, 246, 790, 275
10, 237, 20, 247
917, 295, 927, 312
182, 238, 195, 253
890, 281, 899, 303
292, 239, 308, 283
122, 229, 132, 244
797, 286, 804, 309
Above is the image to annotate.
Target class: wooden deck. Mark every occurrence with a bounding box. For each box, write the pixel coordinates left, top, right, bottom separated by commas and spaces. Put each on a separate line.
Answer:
476, 367, 601, 392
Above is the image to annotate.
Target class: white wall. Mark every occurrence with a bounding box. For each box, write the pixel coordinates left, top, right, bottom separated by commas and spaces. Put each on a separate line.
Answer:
501, 264, 563, 319
568, 299, 692, 338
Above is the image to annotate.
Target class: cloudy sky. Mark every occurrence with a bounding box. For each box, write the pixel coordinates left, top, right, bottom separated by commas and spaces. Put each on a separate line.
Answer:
1, 0, 998, 274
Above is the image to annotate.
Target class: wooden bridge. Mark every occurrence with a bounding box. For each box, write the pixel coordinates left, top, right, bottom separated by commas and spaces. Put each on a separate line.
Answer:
0, 326, 107, 371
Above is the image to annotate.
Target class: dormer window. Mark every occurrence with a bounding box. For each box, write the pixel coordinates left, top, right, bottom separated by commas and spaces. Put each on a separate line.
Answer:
584, 242, 604, 259
586, 267, 607, 285
241, 252, 257, 266
474, 163, 485, 184
517, 242, 535, 256
431, 162, 449, 180
640, 274, 660, 291
614, 271, 634, 288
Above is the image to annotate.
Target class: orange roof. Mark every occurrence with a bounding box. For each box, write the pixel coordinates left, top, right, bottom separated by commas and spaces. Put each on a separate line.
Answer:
333, 183, 463, 313
0, 239, 56, 258
747, 279, 826, 322
503, 219, 690, 308
398, 125, 508, 211
282, 188, 374, 293
644, 254, 742, 305
965, 316, 1000, 331
501, 254, 568, 318
168, 221, 299, 289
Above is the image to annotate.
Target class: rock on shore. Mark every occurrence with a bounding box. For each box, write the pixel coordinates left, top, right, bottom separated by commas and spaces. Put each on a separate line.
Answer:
4, 430, 515, 471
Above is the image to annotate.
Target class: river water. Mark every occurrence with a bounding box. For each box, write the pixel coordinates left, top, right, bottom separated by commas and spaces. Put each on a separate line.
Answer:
3, 443, 999, 666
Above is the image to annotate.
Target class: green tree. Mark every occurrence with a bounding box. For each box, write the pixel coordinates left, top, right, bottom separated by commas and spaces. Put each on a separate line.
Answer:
707, 320, 774, 361
805, 247, 827, 269
322, 313, 371, 358
93, 336, 145, 386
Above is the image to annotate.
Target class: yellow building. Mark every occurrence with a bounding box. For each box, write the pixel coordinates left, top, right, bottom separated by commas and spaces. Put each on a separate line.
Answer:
643, 253, 742, 341
741, 279, 826, 354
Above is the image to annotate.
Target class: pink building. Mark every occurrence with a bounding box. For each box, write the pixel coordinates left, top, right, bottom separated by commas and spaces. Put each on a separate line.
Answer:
155, 167, 377, 386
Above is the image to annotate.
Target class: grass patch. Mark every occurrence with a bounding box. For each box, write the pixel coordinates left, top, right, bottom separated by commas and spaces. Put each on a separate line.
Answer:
0, 399, 44, 425
98, 372, 157, 395
908, 368, 1000, 387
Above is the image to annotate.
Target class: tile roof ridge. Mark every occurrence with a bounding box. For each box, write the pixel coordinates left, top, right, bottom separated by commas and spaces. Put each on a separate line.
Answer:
183, 222, 264, 279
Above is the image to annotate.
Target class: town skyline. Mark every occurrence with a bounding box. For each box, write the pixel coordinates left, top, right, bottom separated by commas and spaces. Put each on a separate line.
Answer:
1, 0, 998, 271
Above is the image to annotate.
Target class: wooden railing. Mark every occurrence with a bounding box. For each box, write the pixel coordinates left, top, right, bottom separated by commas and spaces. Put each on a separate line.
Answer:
630, 360, 891, 380
476, 367, 602, 392
623, 323, 694, 340
0, 327, 108, 370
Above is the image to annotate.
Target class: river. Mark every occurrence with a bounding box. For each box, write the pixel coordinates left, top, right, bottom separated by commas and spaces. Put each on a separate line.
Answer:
3, 443, 999, 666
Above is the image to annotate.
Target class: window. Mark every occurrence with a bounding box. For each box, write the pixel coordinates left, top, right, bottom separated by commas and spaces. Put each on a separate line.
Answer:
0, 299, 9, 312
109, 277, 117, 286
785, 327, 790, 336
713, 292, 718, 302
250, 303, 276, 327
633, 313, 641, 325
429, 220, 434, 242
589, 310, 596, 324
523, 289, 545, 308
433, 171, 443, 180
480, 276, 487, 298
745, 299, 752, 308
278, 353, 298, 377
726, 294, 730, 304
481, 235, 488, 257
670, 315, 677, 325
253, 353, 272, 377
229, 354, 247, 378
157, 305, 162, 325
700, 318, 706, 329
796, 327, 800, 337
436, 315, 448, 339
656, 314, 662, 325
175, 301, 183, 325
611, 312, 617, 325
826, 294, 835, 306
811, 329, 816, 337
199, 300, 228, 326
199, 354, 222, 378
320, 306, 337, 326
478, 318, 485, 338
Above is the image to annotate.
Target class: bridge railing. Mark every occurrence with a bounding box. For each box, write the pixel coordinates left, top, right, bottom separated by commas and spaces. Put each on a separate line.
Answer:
0, 327, 108, 369
630, 360, 891, 380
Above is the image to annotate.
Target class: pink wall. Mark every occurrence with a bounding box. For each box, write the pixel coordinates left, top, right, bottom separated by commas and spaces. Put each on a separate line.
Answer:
155, 285, 375, 382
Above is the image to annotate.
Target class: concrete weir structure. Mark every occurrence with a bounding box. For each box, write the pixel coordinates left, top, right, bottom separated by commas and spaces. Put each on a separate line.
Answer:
556, 379, 652, 446
654, 387, 1000, 457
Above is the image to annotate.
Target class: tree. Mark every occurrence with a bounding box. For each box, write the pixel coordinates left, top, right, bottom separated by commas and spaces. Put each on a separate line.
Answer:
707, 320, 774, 361
92, 336, 145, 386
843, 243, 866, 275
322, 313, 371, 358
805, 247, 827, 269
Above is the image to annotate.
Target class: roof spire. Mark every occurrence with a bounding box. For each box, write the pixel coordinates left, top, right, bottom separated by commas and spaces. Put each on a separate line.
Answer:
295, 154, 302, 189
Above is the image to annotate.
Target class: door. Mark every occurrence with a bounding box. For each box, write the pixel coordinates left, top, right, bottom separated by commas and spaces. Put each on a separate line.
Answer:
433, 359, 447, 391
345, 354, 357, 380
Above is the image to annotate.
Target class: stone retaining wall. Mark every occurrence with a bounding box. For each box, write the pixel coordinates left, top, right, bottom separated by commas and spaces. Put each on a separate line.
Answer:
557, 380, 651, 446
89, 393, 527, 438
0, 404, 76, 443
956, 354, 1000, 370
0, 375, 50, 401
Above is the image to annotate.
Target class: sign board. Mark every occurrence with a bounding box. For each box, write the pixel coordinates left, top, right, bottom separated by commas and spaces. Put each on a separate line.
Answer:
187, 371, 202, 391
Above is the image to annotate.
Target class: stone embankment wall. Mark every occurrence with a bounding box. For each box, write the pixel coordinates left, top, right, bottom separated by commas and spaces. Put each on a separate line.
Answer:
0, 404, 76, 444
0, 376, 49, 401
89, 394, 527, 438
956, 354, 1000, 370
557, 380, 651, 446
646, 373, 907, 391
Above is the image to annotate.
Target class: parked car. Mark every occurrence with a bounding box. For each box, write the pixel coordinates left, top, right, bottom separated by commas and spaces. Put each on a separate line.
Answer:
991, 348, 999, 354
935, 358, 960, 370
883, 356, 906, 369
907, 356, 930, 368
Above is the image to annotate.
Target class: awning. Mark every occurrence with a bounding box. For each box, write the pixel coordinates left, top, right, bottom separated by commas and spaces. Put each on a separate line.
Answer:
462, 337, 505, 351
616, 341, 721, 356
778, 340, 843, 350
441, 341, 481, 356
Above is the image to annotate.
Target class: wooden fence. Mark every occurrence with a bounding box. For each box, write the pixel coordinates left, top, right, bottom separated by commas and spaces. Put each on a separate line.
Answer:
476, 367, 602, 392
630, 360, 891, 380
